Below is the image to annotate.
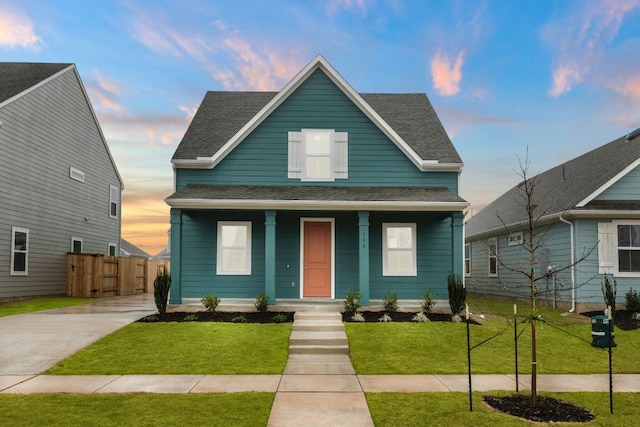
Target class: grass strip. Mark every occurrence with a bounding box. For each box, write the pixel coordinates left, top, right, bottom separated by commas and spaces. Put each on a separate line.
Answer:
366, 392, 640, 426
47, 323, 291, 375
0, 297, 91, 317
0, 393, 274, 427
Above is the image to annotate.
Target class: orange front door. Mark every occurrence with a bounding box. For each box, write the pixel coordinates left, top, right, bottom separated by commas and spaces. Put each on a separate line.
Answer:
303, 221, 331, 297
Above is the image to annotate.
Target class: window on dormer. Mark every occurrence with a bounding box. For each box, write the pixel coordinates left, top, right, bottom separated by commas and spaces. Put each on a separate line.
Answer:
288, 129, 348, 181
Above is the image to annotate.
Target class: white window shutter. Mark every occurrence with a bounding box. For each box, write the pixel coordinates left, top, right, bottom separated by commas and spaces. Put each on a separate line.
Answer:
288, 131, 302, 179
598, 222, 614, 274
334, 132, 348, 179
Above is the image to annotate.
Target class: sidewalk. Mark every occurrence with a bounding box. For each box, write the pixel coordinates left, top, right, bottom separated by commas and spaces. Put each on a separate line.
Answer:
2, 373, 640, 395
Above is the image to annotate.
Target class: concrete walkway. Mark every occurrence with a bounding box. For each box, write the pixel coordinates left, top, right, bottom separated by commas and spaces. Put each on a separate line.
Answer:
2, 294, 639, 424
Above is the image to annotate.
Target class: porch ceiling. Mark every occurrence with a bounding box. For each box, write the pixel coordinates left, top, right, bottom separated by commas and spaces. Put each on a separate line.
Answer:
166, 184, 468, 212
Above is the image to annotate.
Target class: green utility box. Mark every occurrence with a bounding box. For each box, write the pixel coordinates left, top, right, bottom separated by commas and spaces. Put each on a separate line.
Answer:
591, 315, 616, 348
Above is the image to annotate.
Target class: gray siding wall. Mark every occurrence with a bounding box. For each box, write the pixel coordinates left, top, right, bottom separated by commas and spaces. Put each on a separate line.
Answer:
0, 68, 121, 298
466, 222, 572, 305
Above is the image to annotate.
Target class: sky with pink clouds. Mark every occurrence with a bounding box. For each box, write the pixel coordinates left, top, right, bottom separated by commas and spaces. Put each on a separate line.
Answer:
1, 0, 640, 255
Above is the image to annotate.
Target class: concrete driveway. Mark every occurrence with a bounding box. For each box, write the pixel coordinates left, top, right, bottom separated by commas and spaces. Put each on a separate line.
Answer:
0, 294, 155, 375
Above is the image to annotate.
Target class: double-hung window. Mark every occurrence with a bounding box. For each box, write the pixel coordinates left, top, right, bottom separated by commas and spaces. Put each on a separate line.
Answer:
464, 243, 471, 276
11, 227, 29, 275
288, 129, 348, 181
109, 185, 119, 219
616, 222, 640, 274
383, 223, 417, 276
488, 237, 498, 277
217, 222, 252, 275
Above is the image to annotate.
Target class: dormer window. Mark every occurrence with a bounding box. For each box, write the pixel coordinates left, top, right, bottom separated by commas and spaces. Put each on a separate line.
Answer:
288, 129, 348, 181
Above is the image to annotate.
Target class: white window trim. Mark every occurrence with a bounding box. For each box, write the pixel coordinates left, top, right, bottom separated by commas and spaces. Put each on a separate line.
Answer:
382, 223, 417, 277
69, 167, 85, 183
612, 220, 640, 277
464, 243, 471, 277
71, 237, 83, 253
488, 237, 498, 277
109, 185, 119, 219
288, 129, 348, 181
108, 243, 117, 256
10, 226, 29, 276
217, 221, 252, 275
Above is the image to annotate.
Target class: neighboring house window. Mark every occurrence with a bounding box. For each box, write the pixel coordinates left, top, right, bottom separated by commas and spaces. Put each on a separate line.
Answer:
69, 167, 85, 183
488, 237, 498, 277
288, 129, 348, 181
508, 231, 523, 246
465, 243, 471, 276
383, 223, 417, 276
71, 237, 83, 253
217, 221, 252, 275
616, 222, 640, 274
11, 227, 29, 276
109, 185, 119, 219
108, 243, 117, 256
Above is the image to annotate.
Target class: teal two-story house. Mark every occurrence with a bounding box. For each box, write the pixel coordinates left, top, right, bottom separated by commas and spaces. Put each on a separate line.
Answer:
166, 55, 468, 305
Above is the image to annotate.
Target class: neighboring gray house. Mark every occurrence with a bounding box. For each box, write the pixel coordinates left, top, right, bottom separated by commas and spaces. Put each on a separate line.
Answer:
120, 239, 150, 258
465, 128, 640, 311
0, 62, 123, 298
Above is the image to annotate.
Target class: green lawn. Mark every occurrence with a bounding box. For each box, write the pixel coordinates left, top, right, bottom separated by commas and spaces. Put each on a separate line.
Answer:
0, 393, 274, 427
47, 323, 291, 375
346, 297, 640, 375
366, 392, 640, 426
0, 296, 91, 317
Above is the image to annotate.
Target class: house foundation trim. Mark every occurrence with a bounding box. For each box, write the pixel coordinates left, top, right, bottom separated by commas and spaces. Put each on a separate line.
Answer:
358, 211, 370, 306
169, 208, 183, 304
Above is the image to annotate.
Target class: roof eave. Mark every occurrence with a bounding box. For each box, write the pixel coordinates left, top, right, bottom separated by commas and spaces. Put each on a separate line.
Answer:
166, 198, 469, 212
576, 157, 640, 207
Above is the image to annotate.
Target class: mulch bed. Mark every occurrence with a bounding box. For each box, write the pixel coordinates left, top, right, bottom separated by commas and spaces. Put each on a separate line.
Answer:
484, 394, 595, 423
342, 311, 480, 324
580, 310, 640, 330
138, 311, 294, 323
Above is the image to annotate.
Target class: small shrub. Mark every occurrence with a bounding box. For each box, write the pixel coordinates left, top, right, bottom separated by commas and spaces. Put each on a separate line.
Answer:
143, 315, 159, 322
153, 266, 171, 315
232, 315, 247, 323
183, 314, 198, 322
343, 289, 361, 314
412, 312, 429, 323
451, 314, 462, 323
382, 289, 398, 313
254, 292, 270, 312
271, 313, 289, 323
601, 275, 617, 316
378, 313, 393, 322
200, 294, 221, 313
447, 273, 466, 317
421, 288, 436, 314
351, 312, 365, 322
632, 312, 640, 321
625, 288, 640, 312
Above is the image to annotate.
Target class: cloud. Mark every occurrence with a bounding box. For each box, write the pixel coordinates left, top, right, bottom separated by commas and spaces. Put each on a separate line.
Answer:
0, 7, 41, 49
545, 0, 640, 96
430, 50, 465, 96
326, 0, 368, 17
85, 72, 124, 111
128, 6, 303, 91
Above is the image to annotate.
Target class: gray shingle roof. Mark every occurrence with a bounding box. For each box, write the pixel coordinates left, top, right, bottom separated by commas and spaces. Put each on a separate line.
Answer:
167, 184, 466, 204
466, 130, 640, 238
172, 90, 461, 164
0, 62, 71, 104
120, 239, 150, 258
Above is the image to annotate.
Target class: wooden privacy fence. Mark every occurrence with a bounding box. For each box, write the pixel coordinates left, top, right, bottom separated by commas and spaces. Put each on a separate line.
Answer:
67, 253, 170, 297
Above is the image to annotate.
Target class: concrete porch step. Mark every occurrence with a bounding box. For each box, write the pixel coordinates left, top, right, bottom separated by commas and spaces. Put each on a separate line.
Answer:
292, 321, 344, 332
289, 344, 349, 355
290, 331, 348, 346
294, 312, 343, 321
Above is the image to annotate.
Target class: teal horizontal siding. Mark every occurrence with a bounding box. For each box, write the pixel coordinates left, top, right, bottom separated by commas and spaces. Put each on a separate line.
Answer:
595, 166, 640, 200
176, 69, 457, 192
